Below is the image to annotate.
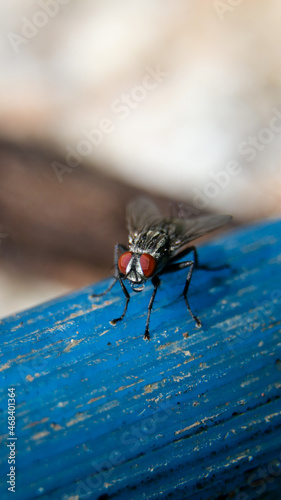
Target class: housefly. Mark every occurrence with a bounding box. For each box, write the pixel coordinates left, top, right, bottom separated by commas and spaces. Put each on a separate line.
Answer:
92, 197, 232, 340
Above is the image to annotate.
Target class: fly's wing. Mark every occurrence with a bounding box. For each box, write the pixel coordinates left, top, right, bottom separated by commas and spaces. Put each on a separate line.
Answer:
168, 214, 232, 255
126, 197, 164, 237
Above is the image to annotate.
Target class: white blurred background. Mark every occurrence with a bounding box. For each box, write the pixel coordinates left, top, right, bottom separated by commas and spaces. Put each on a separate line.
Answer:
1, 0, 281, 317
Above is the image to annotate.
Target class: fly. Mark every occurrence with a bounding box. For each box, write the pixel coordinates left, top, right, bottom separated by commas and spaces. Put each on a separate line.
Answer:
92, 197, 232, 340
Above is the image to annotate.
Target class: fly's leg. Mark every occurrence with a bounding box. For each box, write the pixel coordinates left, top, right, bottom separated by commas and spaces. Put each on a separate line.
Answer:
144, 276, 160, 340
186, 246, 199, 268
91, 242, 131, 326
91, 243, 128, 298
164, 244, 227, 329
91, 276, 118, 298
172, 246, 200, 269
185, 246, 228, 271
182, 261, 201, 328
110, 274, 130, 326
170, 246, 227, 272
162, 259, 201, 328
110, 243, 131, 325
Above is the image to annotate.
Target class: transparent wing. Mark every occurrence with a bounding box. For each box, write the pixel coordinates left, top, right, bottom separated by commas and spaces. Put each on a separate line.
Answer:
126, 197, 163, 237
167, 214, 232, 255
127, 197, 232, 253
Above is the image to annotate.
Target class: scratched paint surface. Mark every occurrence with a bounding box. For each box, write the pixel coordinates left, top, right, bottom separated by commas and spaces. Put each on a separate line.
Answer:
0, 220, 281, 500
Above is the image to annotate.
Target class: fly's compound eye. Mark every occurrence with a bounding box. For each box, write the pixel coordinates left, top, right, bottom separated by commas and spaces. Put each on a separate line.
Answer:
118, 251, 133, 275
140, 253, 156, 277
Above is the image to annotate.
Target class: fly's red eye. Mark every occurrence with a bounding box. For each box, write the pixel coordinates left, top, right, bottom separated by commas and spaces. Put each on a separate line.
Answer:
140, 253, 156, 277
118, 251, 132, 275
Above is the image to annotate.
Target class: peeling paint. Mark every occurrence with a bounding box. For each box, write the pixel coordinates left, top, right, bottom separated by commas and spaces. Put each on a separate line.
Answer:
0, 362, 10, 372
96, 400, 120, 413
31, 431, 50, 441
23, 417, 49, 430
115, 380, 144, 392
66, 412, 91, 427
63, 338, 84, 353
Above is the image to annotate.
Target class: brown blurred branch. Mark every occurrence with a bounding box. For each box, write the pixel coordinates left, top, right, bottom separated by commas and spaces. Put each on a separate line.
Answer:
0, 141, 148, 285
0, 141, 237, 287
0, 141, 186, 287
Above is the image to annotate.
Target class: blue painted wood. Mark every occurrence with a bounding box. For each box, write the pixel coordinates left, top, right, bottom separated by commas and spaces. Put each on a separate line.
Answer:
0, 219, 281, 500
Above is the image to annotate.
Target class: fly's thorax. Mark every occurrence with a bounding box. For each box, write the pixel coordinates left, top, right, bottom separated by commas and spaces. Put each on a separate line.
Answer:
128, 229, 170, 260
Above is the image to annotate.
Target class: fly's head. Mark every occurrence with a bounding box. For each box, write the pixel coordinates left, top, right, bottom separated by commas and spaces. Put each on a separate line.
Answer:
118, 251, 156, 291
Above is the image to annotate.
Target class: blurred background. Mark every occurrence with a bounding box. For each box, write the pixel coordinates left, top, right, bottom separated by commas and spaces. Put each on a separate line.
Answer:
0, 0, 281, 318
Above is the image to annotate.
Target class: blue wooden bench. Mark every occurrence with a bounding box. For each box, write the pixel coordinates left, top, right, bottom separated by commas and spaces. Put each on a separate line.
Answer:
1, 219, 281, 499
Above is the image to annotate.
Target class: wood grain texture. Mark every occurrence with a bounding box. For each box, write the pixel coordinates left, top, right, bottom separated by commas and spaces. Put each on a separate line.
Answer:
0, 219, 281, 499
